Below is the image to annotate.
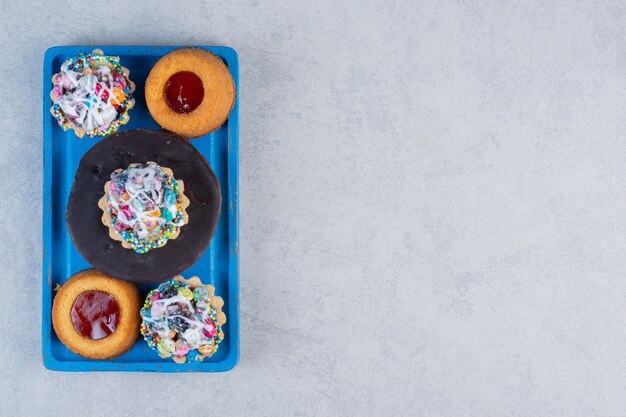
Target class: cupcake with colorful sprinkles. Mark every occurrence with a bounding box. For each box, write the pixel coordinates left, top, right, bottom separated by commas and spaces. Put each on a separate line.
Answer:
140, 276, 226, 363
50, 49, 135, 138
98, 161, 190, 254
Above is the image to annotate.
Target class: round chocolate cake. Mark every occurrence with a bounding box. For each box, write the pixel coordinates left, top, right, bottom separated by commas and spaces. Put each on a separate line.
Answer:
66, 129, 221, 282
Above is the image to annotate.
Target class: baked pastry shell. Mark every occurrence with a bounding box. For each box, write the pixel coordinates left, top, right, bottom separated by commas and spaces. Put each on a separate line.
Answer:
97, 165, 190, 250
49, 49, 136, 138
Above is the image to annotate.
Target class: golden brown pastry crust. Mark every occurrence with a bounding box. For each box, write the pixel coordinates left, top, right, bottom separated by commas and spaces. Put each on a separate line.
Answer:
52, 269, 142, 359
145, 48, 236, 138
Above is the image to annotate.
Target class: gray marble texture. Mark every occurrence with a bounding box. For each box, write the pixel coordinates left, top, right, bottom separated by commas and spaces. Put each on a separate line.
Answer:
0, 0, 625, 416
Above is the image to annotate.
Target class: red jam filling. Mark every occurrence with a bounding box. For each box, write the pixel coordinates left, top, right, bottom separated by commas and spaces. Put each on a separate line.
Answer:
164, 71, 204, 113
71, 290, 120, 340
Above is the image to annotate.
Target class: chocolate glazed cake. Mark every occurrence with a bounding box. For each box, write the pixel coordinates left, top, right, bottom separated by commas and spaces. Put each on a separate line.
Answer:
66, 129, 221, 282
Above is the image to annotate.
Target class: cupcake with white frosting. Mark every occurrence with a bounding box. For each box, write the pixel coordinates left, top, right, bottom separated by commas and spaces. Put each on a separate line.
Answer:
50, 49, 135, 138
98, 161, 190, 254
140, 275, 226, 363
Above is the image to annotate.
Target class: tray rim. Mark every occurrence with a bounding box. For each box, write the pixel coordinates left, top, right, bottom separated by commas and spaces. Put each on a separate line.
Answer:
42, 45, 240, 372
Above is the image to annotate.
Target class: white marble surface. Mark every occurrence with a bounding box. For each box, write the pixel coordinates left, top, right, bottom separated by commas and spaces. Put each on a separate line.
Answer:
0, 1, 625, 416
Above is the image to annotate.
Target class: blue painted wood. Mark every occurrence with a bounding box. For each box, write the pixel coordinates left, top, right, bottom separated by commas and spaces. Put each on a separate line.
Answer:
42, 46, 239, 372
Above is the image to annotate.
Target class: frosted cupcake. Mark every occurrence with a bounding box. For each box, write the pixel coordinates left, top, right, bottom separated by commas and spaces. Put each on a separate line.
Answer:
50, 49, 135, 138
98, 161, 190, 254
140, 276, 226, 363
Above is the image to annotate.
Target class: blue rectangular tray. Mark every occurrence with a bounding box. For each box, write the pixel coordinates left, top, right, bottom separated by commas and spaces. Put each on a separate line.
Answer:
42, 46, 239, 372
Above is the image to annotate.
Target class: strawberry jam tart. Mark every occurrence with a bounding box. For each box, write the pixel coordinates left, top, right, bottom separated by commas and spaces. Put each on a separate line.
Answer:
140, 276, 226, 363
52, 269, 142, 359
145, 48, 235, 138
50, 49, 136, 138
